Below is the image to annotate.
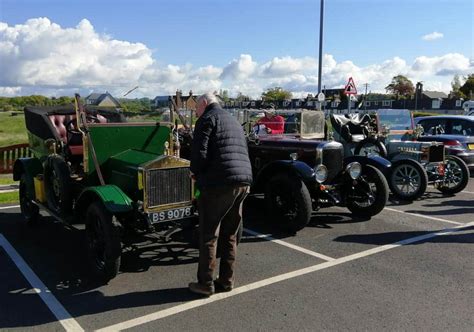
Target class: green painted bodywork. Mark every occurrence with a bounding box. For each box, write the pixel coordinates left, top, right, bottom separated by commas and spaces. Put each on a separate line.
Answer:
87, 123, 171, 177
76, 185, 133, 214
105, 149, 160, 201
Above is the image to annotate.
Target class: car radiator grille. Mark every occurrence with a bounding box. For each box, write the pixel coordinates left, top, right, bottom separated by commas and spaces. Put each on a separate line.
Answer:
429, 145, 444, 162
146, 167, 192, 208
323, 148, 343, 182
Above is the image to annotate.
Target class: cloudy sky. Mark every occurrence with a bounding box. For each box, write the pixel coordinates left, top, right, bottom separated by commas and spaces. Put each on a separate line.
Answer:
0, 0, 472, 98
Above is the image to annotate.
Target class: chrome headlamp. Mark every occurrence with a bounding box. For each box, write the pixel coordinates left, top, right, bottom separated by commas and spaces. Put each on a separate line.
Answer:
314, 164, 328, 183
346, 162, 362, 180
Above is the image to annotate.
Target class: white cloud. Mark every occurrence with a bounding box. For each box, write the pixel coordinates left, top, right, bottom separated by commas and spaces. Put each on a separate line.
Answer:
422, 31, 444, 41
220, 54, 257, 80
0, 18, 472, 99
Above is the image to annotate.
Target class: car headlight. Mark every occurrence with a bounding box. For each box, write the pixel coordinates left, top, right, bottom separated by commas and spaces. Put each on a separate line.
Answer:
346, 162, 362, 180
315, 164, 328, 183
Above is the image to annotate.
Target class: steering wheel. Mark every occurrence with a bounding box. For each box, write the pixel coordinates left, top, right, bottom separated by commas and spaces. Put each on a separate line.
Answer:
66, 115, 101, 135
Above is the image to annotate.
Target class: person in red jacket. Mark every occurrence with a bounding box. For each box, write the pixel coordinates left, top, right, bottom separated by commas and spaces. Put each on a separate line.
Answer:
257, 105, 285, 134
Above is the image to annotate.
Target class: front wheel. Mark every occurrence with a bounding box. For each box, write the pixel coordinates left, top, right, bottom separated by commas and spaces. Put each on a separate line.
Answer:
85, 202, 122, 283
389, 159, 428, 201
265, 174, 312, 233
346, 165, 389, 218
354, 137, 388, 158
19, 174, 39, 225
437, 155, 469, 195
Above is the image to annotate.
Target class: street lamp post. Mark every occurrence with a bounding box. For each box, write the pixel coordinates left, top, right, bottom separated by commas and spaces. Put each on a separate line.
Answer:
317, 0, 324, 94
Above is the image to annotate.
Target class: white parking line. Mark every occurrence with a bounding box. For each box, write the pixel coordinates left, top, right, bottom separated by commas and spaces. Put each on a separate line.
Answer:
384, 207, 463, 225
462, 190, 474, 195
0, 189, 18, 193
0, 234, 84, 332
243, 228, 335, 261
0, 205, 20, 210
96, 221, 474, 332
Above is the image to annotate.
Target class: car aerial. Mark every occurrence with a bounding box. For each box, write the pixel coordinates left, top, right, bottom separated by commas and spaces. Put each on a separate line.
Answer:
415, 115, 474, 172
331, 109, 470, 200
230, 108, 390, 233
14, 94, 200, 282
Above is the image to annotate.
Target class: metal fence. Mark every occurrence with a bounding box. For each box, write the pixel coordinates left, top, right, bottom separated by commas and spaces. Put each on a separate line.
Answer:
0, 143, 31, 174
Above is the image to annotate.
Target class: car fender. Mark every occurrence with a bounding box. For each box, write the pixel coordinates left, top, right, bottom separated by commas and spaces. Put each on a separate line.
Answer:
12, 157, 43, 196
344, 155, 391, 177
76, 185, 133, 216
253, 160, 315, 192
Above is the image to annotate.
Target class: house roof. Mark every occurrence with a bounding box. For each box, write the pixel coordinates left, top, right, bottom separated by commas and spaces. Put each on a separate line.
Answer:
86, 92, 121, 107
153, 96, 170, 102
86, 93, 102, 101
423, 91, 448, 99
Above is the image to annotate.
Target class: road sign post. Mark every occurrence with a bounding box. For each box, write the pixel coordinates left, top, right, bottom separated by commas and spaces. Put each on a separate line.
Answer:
344, 77, 357, 114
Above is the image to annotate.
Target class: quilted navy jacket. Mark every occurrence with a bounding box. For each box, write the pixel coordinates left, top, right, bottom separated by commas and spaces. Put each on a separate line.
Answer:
190, 103, 253, 189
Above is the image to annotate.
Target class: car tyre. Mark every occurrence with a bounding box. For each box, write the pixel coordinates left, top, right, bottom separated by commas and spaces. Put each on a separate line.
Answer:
85, 202, 122, 283
389, 159, 428, 201
44, 155, 73, 216
347, 165, 389, 218
19, 173, 40, 226
437, 155, 469, 195
265, 173, 312, 233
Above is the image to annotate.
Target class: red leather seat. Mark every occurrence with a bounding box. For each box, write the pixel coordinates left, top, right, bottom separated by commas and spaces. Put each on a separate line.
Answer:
48, 114, 107, 156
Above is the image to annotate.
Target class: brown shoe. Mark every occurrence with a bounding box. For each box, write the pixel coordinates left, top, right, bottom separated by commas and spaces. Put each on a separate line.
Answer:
188, 282, 215, 296
214, 279, 233, 292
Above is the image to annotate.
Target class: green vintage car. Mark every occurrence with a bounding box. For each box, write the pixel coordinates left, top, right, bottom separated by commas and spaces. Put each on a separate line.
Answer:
14, 95, 196, 282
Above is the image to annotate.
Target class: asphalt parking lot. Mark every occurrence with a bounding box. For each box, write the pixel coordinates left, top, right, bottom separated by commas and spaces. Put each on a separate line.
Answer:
0, 178, 473, 331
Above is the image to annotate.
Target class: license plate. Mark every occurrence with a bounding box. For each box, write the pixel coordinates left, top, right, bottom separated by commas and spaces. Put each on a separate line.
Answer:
468, 144, 474, 150
149, 206, 193, 223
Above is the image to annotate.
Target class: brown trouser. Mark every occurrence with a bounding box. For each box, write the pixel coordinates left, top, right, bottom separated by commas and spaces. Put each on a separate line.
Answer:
197, 184, 249, 287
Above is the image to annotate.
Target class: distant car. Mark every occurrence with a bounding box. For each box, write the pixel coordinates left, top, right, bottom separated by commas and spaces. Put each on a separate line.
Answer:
415, 115, 474, 171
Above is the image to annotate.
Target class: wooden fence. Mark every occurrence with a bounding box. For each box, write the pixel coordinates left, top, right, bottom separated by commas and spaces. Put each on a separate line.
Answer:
0, 143, 31, 174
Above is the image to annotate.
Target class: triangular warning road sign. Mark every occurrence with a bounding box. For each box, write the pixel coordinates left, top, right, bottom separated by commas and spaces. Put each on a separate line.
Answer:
344, 77, 357, 95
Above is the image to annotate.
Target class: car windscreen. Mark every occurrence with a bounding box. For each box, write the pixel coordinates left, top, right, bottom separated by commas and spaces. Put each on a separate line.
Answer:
376, 109, 413, 130
234, 109, 325, 138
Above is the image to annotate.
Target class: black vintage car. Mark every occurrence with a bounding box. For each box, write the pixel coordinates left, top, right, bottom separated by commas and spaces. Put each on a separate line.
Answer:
236, 109, 390, 233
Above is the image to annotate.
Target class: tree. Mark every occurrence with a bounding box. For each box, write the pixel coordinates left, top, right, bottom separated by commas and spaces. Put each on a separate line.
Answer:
450, 74, 465, 99
235, 92, 251, 102
459, 74, 474, 100
218, 89, 230, 102
385, 75, 415, 98
261, 87, 292, 102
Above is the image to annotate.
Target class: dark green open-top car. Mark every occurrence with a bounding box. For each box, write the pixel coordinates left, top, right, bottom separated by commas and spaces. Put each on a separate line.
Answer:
14, 96, 196, 282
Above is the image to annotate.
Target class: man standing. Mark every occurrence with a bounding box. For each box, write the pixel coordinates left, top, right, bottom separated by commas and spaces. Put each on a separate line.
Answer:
257, 104, 285, 134
189, 92, 253, 296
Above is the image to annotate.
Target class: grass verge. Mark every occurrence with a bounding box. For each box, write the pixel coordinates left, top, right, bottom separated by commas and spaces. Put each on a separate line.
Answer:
0, 175, 15, 186
0, 112, 28, 147
0, 191, 19, 204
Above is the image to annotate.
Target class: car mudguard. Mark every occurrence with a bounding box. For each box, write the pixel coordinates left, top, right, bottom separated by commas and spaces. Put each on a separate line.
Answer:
12, 157, 43, 197
344, 155, 391, 177
253, 160, 316, 192
76, 185, 133, 216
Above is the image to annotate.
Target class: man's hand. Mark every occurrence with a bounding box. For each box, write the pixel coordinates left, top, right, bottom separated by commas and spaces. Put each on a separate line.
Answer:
190, 171, 196, 180
266, 127, 272, 134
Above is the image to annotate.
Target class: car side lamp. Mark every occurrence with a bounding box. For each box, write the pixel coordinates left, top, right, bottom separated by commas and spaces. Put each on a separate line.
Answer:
346, 162, 362, 180
315, 164, 328, 183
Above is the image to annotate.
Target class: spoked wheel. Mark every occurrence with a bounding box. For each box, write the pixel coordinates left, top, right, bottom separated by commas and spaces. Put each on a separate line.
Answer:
19, 174, 39, 225
265, 174, 312, 233
437, 155, 469, 195
346, 165, 389, 218
85, 202, 122, 283
389, 159, 428, 201
354, 137, 388, 158
44, 155, 73, 216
